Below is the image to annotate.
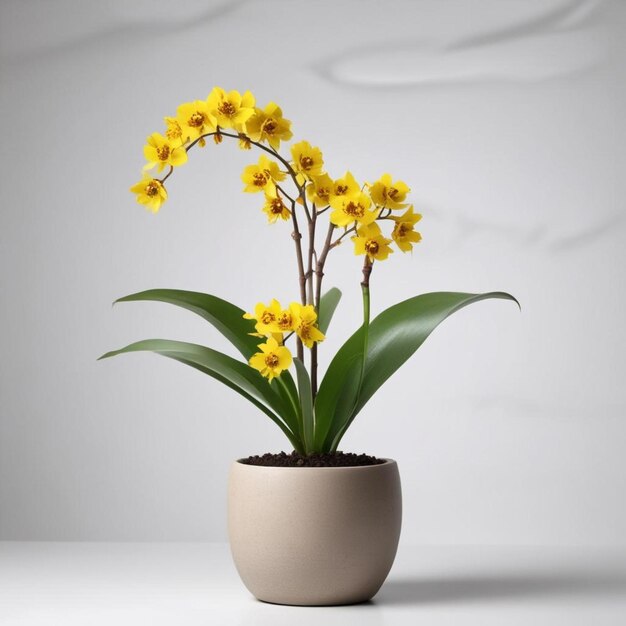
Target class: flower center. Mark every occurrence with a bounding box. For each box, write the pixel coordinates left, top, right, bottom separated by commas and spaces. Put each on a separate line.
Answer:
388, 187, 399, 200
300, 156, 314, 170
262, 118, 277, 134
218, 101, 236, 117
188, 112, 205, 128
277, 312, 292, 329
344, 201, 364, 218
265, 354, 279, 368
145, 181, 159, 197
317, 187, 330, 201
253, 172, 268, 187
365, 239, 379, 255
397, 223, 408, 237
335, 184, 348, 195
270, 199, 284, 214
156, 145, 170, 161
261, 311, 275, 325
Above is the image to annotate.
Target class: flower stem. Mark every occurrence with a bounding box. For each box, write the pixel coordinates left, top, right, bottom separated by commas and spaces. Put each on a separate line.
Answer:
311, 222, 336, 398
307, 208, 316, 306
290, 211, 306, 361
330, 259, 372, 452
361, 256, 373, 289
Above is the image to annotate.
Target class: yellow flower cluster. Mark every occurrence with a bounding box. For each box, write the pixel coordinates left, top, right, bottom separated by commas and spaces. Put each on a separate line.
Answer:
130, 87, 293, 214
244, 300, 325, 380
130, 85, 422, 257
305, 167, 422, 258
239, 138, 422, 253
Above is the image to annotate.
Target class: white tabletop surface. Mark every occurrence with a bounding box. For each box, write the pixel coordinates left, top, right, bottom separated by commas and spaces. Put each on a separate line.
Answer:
1, 542, 625, 625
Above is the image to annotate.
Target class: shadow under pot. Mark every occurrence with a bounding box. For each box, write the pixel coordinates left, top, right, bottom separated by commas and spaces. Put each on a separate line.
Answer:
228, 458, 402, 606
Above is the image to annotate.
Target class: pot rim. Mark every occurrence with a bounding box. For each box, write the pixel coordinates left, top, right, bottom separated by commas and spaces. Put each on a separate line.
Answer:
234, 457, 396, 470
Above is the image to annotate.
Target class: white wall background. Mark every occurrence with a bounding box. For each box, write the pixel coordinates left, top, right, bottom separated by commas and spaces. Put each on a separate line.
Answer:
1, 0, 625, 544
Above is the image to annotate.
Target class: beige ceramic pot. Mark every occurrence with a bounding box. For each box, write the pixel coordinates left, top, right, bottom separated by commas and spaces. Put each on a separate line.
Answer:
228, 458, 402, 606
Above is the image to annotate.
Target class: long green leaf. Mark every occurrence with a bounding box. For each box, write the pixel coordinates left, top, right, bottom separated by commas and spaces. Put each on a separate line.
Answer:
313, 327, 365, 450
275, 363, 301, 426
294, 358, 314, 452
318, 287, 342, 334
98, 339, 302, 448
163, 355, 303, 451
313, 285, 369, 451
329, 291, 519, 449
318, 284, 370, 451
114, 289, 259, 358
113, 288, 301, 424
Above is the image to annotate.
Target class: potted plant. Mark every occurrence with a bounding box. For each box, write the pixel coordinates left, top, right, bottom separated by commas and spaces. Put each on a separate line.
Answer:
100, 87, 518, 606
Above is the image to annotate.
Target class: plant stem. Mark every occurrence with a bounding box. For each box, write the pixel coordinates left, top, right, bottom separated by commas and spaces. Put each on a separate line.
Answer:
307, 207, 317, 384
307, 208, 316, 306
315, 223, 336, 308
213, 131, 299, 182
276, 184, 296, 205
330, 225, 356, 248
330, 258, 373, 452
310, 222, 336, 398
177, 130, 305, 212
290, 208, 306, 362
361, 256, 373, 289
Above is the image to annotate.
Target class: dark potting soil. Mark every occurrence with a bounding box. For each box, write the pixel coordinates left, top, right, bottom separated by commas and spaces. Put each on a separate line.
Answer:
240, 451, 386, 467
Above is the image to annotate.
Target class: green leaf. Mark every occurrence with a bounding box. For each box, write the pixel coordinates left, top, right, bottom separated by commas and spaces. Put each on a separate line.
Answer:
318, 287, 342, 334
162, 355, 303, 451
98, 339, 303, 450
113, 288, 302, 422
114, 289, 259, 359
313, 327, 366, 451
330, 291, 519, 449
293, 358, 314, 452
314, 285, 370, 452
275, 364, 300, 418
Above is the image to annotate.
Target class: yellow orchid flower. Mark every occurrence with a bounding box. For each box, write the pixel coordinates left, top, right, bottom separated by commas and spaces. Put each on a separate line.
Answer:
143, 133, 188, 172
328, 171, 360, 210
243, 299, 284, 335
164, 117, 185, 146
130, 174, 167, 213
262, 189, 291, 223
249, 337, 292, 381
207, 87, 255, 130
275, 305, 297, 333
245, 102, 293, 150
176, 101, 216, 140
291, 140, 324, 180
290, 302, 325, 349
306, 173, 333, 208
369, 173, 410, 209
352, 223, 393, 262
392, 206, 422, 252
241, 155, 286, 193
329, 192, 377, 228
